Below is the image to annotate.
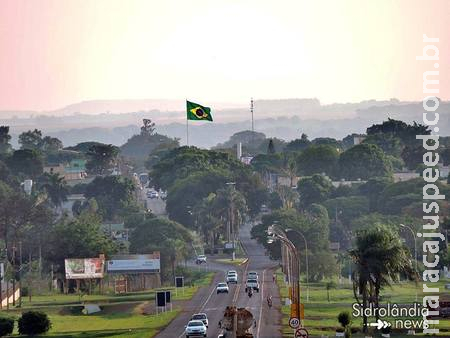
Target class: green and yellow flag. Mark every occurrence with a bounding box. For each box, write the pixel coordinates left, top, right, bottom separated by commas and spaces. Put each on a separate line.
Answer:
186, 100, 213, 121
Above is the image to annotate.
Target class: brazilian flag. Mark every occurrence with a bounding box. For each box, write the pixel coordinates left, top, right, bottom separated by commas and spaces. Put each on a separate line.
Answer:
186, 100, 213, 121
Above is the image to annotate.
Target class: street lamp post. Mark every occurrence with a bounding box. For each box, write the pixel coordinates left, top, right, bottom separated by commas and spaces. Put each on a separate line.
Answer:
226, 182, 236, 260
285, 229, 309, 303
400, 224, 418, 302
268, 225, 302, 326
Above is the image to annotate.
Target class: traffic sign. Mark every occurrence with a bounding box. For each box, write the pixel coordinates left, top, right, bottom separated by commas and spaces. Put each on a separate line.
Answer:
295, 328, 309, 338
289, 317, 300, 329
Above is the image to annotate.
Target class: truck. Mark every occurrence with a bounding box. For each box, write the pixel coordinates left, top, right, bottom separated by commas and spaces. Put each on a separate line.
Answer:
219, 306, 255, 338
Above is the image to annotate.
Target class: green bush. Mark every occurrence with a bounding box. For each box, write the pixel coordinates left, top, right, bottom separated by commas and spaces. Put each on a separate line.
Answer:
18, 311, 51, 335
0, 317, 14, 337
338, 311, 351, 328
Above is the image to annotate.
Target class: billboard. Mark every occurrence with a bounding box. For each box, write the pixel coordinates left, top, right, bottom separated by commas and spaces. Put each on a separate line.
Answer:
107, 253, 160, 273
65, 258, 105, 279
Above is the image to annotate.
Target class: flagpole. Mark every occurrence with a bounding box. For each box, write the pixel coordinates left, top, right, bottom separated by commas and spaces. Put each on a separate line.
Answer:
186, 118, 189, 146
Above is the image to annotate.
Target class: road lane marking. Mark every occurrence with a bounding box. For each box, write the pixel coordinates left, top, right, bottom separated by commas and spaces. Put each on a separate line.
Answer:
177, 273, 223, 338
256, 269, 266, 338
233, 259, 249, 305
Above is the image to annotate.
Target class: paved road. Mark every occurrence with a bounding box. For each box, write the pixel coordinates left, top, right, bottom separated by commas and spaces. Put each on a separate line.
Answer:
154, 222, 282, 338
140, 187, 166, 216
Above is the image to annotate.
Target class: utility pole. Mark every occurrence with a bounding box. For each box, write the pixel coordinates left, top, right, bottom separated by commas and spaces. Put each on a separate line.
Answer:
400, 224, 418, 302
19, 241, 22, 307
286, 229, 310, 302
226, 182, 236, 260
267, 225, 302, 326
251, 98, 254, 134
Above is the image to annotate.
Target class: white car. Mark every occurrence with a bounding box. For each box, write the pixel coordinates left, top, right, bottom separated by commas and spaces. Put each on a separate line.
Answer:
216, 282, 229, 294
191, 313, 208, 328
245, 279, 260, 292
185, 320, 207, 337
226, 271, 238, 284
147, 190, 159, 199
247, 271, 258, 280
196, 255, 207, 264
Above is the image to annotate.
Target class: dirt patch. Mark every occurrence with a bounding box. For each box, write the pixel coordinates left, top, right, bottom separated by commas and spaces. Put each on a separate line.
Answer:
59, 302, 138, 316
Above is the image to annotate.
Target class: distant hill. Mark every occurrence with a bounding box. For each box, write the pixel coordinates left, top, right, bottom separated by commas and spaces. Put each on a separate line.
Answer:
3, 98, 449, 149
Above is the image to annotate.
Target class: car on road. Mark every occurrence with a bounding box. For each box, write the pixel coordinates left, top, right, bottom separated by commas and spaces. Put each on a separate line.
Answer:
247, 271, 258, 280
245, 278, 260, 292
226, 271, 238, 284
216, 282, 229, 294
191, 313, 208, 327
185, 320, 207, 337
147, 190, 159, 199
196, 255, 207, 264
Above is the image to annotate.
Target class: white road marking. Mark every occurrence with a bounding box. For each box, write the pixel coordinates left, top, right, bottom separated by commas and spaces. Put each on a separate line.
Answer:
177, 273, 222, 338
256, 269, 266, 338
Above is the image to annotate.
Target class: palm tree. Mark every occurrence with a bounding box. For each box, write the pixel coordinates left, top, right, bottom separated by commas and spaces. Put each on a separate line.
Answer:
38, 173, 69, 209
193, 194, 222, 249
212, 187, 247, 243
281, 155, 298, 188
276, 185, 299, 209
349, 225, 415, 333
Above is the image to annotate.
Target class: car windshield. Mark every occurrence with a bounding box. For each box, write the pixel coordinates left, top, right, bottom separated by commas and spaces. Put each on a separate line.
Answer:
192, 314, 206, 319
218, 283, 227, 287
188, 321, 204, 327
247, 279, 257, 283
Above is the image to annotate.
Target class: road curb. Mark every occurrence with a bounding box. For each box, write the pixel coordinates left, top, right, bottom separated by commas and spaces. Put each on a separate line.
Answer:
239, 258, 249, 266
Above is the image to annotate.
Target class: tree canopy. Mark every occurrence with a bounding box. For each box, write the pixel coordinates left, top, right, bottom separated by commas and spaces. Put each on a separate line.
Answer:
338, 143, 393, 180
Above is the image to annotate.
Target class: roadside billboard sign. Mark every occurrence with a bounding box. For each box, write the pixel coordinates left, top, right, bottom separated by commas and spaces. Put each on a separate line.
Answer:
65, 258, 105, 279
107, 253, 160, 273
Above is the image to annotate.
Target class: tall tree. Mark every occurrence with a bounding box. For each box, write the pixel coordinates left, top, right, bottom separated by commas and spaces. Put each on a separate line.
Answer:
6, 149, 44, 179
37, 173, 69, 208
211, 187, 248, 242
40, 136, 63, 153
84, 176, 137, 221
267, 139, 276, 154
297, 174, 334, 208
285, 133, 311, 152
296, 145, 339, 176
86, 143, 119, 175
349, 225, 415, 332
47, 211, 117, 273
338, 143, 393, 180
19, 129, 43, 151
129, 216, 192, 282
0, 126, 12, 155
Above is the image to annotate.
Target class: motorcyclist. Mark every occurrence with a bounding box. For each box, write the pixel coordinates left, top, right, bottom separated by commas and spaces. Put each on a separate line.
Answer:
247, 287, 253, 297
267, 294, 272, 308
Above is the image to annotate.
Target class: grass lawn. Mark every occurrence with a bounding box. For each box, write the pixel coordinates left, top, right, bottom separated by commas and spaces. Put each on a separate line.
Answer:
213, 258, 247, 266
1, 271, 214, 337
275, 270, 450, 337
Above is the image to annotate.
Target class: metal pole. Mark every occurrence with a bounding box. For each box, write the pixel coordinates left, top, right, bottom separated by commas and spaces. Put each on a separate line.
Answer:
268, 225, 302, 325
286, 229, 310, 303
186, 118, 189, 146
400, 224, 418, 302
19, 241, 22, 307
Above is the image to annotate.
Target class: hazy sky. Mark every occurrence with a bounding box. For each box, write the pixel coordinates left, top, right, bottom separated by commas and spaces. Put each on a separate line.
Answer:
1, 0, 449, 111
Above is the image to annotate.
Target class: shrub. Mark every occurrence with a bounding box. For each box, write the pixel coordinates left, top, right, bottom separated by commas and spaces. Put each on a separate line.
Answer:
0, 317, 14, 337
381, 326, 391, 334
338, 311, 351, 328
18, 311, 51, 335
